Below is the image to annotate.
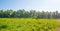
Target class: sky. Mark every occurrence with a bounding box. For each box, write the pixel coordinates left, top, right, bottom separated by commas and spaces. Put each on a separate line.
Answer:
0, 0, 60, 12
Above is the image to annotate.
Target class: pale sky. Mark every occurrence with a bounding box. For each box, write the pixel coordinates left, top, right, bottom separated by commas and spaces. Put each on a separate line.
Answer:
0, 0, 60, 12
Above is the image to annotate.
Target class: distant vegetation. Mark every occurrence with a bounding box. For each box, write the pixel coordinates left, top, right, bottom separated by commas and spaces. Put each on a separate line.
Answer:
0, 18, 58, 31
0, 9, 60, 18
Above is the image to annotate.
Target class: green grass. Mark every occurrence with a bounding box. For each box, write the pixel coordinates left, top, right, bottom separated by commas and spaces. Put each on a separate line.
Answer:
0, 18, 58, 31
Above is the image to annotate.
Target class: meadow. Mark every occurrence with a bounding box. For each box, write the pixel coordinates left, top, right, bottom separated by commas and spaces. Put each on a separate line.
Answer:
0, 18, 58, 31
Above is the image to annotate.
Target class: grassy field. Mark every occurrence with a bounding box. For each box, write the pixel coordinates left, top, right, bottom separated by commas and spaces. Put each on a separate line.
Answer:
0, 18, 58, 31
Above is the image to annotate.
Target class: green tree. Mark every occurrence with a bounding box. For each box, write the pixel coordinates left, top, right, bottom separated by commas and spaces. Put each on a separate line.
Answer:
3, 9, 14, 17
0, 10, 4, 17
29, 10, 37, 18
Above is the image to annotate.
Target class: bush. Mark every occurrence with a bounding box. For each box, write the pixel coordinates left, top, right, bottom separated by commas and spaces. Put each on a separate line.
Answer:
0, 25, 8, 29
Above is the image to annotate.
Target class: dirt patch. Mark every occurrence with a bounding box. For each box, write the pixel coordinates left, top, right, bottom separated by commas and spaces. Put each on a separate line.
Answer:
55, 19, 60, 31
57, 19, 60, 24
55, 28, 60, 31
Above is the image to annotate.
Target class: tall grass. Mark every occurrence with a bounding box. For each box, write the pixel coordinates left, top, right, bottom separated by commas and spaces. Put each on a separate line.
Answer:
0, 18, 58, 31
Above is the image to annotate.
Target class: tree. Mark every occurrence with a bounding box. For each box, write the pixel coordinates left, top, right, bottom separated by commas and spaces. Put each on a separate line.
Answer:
55, 11, 58, 18
3, 9, 14, 18
0, 10, 4, 17
29, 10, 37, 18
36, 11, 42, 18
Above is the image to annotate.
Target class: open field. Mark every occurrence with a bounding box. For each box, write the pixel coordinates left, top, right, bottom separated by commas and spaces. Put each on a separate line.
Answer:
0, 18, 59, 31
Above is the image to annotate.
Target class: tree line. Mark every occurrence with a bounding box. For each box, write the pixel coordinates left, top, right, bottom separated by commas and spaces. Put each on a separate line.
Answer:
0, 9, 60, 19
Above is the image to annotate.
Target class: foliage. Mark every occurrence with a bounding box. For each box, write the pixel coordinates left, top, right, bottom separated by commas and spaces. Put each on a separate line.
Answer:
0, 9, 60, 18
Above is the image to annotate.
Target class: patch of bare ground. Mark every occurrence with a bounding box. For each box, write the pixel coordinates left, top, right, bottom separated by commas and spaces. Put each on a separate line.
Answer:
57, 19, 60, 24
55, 27, 60, 31
55, 19, 60, 31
